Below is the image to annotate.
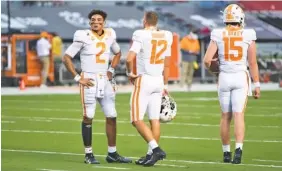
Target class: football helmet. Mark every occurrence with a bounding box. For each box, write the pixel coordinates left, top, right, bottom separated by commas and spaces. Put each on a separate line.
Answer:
222, 4, 245, 27
160, 95, 177, 123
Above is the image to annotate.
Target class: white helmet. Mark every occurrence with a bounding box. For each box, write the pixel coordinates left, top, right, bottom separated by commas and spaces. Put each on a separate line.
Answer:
222, 4, 245, 27
160, 95, 177, 123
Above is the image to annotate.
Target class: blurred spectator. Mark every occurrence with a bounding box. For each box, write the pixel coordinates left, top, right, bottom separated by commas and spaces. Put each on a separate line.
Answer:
52, 33, 63, 61
51, 32, 63, 85
36, 31, 51, 88
1, 46, 8, 76
180, 30, 200, 91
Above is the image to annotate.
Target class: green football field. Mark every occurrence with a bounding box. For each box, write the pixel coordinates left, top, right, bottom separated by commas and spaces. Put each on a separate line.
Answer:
1, 91, 282, 171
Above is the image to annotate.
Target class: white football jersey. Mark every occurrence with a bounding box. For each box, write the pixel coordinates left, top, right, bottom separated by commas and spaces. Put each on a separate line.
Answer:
65, 28, 118, 73
130, 28, 173, 76
211, 27, 257, 73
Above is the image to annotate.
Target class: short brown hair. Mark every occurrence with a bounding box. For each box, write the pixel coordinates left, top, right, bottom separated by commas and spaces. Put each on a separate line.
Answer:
145, 11, 158, 26
88, 10, 107, 20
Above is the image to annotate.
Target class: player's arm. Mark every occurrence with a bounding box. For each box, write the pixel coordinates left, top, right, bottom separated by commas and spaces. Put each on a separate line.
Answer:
248, 41, 260, 98
62, 42, 82, 78
126, 31, 141, 78
108, 29, 121, 75
203, 40, 218, 69
63, 31, 93, 87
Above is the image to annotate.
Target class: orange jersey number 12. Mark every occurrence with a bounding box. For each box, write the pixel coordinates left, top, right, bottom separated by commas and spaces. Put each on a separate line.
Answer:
150, 40, 167, 64
223, 36, 243, 61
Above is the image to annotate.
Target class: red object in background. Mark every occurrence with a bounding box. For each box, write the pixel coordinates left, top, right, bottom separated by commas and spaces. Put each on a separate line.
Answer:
239, 1, 282, 11
19, 78, 26, 90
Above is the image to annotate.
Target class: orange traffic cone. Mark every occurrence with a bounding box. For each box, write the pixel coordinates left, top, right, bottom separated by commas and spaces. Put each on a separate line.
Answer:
19, 78, 26, 90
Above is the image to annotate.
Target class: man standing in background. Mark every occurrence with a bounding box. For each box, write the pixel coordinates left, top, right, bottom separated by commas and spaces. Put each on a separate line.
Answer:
52, 33, 63, 85
36, 31, 51, 88
180, 30, 200, 91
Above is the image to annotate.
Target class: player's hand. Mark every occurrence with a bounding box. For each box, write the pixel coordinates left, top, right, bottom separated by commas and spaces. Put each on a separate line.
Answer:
163, 89, 169, 96
107, 71, 113, 81
127, 72, 138, 85
79, 78, 94, 88
253, 87, 260, 99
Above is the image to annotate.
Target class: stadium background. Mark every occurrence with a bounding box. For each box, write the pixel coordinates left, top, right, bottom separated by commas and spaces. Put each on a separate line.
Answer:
1, 1, 282, 171
1, 0, 282, 87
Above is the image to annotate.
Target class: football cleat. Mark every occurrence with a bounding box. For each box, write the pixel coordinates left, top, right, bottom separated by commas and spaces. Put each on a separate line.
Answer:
143, 147, 166, 167
135, 154, 152, 165
232, 148, 243, 164
106, 152, 132, 163
223, 152, 232, 163
84, 153, 100, 164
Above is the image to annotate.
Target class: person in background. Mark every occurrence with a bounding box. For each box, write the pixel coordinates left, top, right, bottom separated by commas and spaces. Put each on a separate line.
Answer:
52, 32, 63, 85
180, 30, 200, 91
36, 31, 51, 88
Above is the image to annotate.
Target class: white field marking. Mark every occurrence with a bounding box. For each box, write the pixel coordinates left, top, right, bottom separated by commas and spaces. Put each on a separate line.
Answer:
177, 112, 282, 118
2, 149, 282, 168
37, 169, 68, 171
2, 129, 282, 143
2, 115, 280, 129
29, 119, 52, 122
1, 121, 15, 124
175, 97, 282, 102
2, 99, 281, 110
93, 166, 130, 170
253, 159, 282, 163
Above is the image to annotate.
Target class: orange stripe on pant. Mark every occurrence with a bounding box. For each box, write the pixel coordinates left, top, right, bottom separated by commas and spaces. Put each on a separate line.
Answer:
80, 72, 86, 117
131, 77, 142, 122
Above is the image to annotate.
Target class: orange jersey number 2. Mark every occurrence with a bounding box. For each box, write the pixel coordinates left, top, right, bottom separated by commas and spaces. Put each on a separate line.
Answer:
223, 36, 243, 61
150, 40, 167, 64
96, 42, 106, 64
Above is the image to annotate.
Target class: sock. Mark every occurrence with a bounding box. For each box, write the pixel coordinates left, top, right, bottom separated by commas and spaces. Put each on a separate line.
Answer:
82, 122, 92, 147
222, 145, 230, 152
147, 145, 153, 155
85, 147, 92, 154
148, 140, 158, 150
235, 143, 243, 150
108, 146, 117, 153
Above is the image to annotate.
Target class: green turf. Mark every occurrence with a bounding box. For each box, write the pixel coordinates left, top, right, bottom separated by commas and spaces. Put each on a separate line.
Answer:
2, 91, 282, 171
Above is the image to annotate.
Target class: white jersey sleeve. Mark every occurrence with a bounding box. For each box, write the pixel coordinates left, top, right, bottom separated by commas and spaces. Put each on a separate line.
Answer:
210, 29, 222, 43
65, 30, 85, 58
130, 30, 142, 54
164, 31, 173, 57
109, 28, 121, 54
244, 29, 257, 45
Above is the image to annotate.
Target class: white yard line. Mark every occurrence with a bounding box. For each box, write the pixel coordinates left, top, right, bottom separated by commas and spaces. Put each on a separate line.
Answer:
253, 159, 282, 163
2, 106, 281, 117
37, 169, 68, 171
2, 115, 281, 129
2, 129, 282, 143
93, 166, 130, 170
2, 149, 282, 168
1, 121, 15, 124
2, 99, 281, 110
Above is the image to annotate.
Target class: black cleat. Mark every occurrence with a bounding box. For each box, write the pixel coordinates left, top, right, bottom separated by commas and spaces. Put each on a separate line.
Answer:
106, 152, 132, 163
135, 154, 152, 165
84, 153, 100, 164
143, 147, 166, 167
223, 152, 232, 163
232, 148, 243, 164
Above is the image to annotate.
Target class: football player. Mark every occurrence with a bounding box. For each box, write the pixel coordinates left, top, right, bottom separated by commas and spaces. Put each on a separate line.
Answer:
126, 11, 173, 167
203, 4, 260, 164
63, 9, 132, 164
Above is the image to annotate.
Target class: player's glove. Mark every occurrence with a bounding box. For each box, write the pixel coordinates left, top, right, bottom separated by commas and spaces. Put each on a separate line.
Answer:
109, 76, 118, 92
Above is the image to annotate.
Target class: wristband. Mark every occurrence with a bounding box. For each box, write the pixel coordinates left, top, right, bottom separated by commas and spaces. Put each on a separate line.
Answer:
254, 82, 260, 88
164, 84, 168, 90
74, 74, 81, 82
108, 66, 115, 74
127, 71, 133, 76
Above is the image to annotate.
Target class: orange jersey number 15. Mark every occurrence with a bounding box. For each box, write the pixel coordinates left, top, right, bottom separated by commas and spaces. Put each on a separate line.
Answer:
150, 40, 167, 64
223, 36, 243, 61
